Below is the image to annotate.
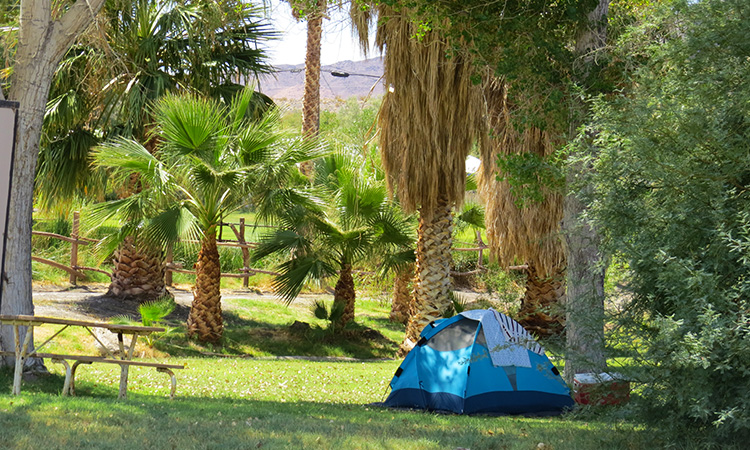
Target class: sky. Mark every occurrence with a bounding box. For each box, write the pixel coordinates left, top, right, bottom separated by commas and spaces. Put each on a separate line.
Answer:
263, 0, 380, 66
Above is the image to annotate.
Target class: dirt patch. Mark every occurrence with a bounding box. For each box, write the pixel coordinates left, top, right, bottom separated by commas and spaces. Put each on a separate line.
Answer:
76, 294, 192, 322
31, 283, 489, 323
31, 284, 267, 322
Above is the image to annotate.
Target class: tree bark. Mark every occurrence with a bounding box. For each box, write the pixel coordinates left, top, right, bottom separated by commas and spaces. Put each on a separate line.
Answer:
333, 262, 356, 329
108, 236, 168, 301
563, 176, 607, 382
1, 0, 106, 368
518, 264, 566, 337
389, 264, 413, 324
399, 195, 453, 356
563, 0, 610, 383
298, 0, 325, 179
187, 232, 223, 343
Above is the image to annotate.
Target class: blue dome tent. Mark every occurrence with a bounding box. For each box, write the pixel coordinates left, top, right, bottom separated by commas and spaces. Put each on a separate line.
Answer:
384, 309, 574, 415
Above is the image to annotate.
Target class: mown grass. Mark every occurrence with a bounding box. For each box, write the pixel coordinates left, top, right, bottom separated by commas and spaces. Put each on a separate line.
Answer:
29, 294, 402, 360
0, 287, 661, 449
152, 296, 402, 359
0, 357, 659, 450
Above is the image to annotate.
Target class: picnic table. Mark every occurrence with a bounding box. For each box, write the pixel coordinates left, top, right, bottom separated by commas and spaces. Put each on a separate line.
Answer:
0, 314, 184, 399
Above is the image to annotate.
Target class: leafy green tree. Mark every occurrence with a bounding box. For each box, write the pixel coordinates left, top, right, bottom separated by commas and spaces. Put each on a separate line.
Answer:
91, 88, 317, 343
253, 150, 413, 329
590, 0, 750, 443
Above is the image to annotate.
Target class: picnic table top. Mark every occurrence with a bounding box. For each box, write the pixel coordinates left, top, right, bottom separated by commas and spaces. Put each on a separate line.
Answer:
0, 314, 165, 334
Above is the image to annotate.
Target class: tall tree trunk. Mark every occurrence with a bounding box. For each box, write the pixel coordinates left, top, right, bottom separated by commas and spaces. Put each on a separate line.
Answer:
563, 0, 610, 383
298, 0, 325, 178
400, 196, 453, 355
389, 264, 413, 324
108, 237, 167, 300
187, 232, 223, 343
518, 264, 566, 337
333, 262, 355, 329
0, 0, 106, 368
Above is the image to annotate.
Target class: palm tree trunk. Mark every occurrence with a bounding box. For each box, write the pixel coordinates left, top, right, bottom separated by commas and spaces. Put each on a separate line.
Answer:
333, 262, 355, 329
389, 264, 413, 324
400, 196, 453, 355
108, 236, 167, 300
109, 173, 167, 301
299, 0, 325, 178
517, 264, 566, 337
187, 232, 223, 343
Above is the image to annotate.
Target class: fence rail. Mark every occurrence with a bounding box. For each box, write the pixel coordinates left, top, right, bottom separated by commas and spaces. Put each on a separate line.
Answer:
32, 212, 493, 287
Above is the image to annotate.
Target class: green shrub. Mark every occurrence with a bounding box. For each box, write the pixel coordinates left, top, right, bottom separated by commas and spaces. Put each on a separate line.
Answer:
590, 0, 750, 445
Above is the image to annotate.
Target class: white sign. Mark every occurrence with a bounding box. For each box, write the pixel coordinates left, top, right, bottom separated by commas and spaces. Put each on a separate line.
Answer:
0, 101, 18, 305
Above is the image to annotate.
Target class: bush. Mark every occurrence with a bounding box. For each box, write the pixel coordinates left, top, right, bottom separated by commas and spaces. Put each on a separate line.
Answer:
591, 0, 750, 445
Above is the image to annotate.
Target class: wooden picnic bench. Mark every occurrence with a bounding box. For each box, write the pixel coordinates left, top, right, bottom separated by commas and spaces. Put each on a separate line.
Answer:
0, 314, 185, 399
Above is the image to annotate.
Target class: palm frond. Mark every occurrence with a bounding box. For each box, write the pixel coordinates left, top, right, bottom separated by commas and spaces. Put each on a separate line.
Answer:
91, 223, 141, 265
369, 207, 415, 248
138, 297, 176, 326
466, 172, 478, 191
253, 187, 324, 227
455, 202, 486, 231
377, 249, 417, 278
273, 257, 336, 305
252, 229, 312, 263
154, 93, 226, 156
142, 204, 200, 248
92, 137, 167, 190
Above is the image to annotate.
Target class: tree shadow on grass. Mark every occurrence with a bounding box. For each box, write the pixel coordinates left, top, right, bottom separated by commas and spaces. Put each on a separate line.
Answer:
152, 310, 399, 360
362, 315, 408, 333
0, 381, 664, 450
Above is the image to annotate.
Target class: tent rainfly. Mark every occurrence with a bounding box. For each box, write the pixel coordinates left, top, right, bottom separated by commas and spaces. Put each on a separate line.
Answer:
383, 308, 574, 415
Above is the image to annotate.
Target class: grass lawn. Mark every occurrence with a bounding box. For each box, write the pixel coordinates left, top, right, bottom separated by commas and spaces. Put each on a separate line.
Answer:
0, 356, 657, 450
0, 290, 659, 449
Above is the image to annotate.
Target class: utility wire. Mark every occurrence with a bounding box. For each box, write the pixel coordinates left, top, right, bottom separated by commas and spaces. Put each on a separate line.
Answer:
281, 68, 381, 79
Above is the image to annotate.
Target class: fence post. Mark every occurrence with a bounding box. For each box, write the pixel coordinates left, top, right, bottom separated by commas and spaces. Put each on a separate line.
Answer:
476, 230, 485, 270
165, 244, 173, 287
70, 211, 79, 285
240, 218, 250, 288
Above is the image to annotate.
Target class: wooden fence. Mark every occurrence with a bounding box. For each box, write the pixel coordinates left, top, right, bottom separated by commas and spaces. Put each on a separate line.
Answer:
32, 212, 492, 286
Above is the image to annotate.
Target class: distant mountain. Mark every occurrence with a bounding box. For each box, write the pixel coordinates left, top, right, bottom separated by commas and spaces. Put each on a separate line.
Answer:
257, 57, 384, 110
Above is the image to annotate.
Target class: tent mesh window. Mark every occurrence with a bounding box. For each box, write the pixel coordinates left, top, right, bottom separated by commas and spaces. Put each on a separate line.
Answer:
426, 319, 479, 352
474, 327, 487, 347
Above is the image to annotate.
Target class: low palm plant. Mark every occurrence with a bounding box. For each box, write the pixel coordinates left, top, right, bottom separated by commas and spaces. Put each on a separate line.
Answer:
311, 299, 346, 334
91, 88, 319, 343
253, 152, 414, 329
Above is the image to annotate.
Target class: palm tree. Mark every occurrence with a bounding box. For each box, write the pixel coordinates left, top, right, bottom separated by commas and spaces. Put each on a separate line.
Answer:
287, 0, 375, 177
288, 0, 325, 138
100, 0, 277, 141
39, 0, 277, 196
388, 200, 483, 326
253, 151, 413, 329
91, 88, 316, 342
478, 79, 566, 337
375, 6, 483, 353
36, 0, 277, 300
